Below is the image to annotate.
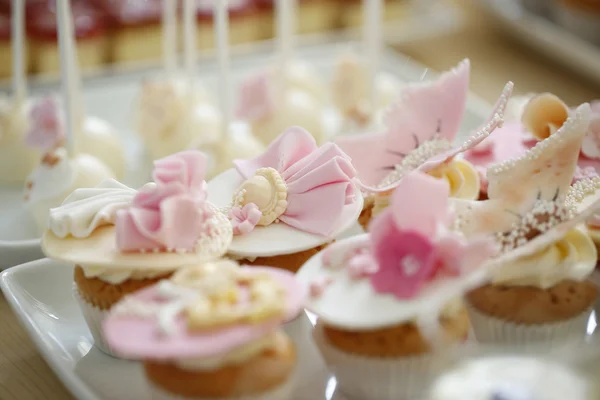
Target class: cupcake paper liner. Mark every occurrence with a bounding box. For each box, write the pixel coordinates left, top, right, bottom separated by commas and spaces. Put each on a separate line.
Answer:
148, 370, 297, 400
313, 324, 449, 400
467, 302, 592, 347
72, 284, 122, 358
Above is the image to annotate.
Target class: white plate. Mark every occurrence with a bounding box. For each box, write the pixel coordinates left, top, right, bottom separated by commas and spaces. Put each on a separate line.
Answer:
0, 258, 350, 400
479, 0, 600, 87
0, 41, 492, 270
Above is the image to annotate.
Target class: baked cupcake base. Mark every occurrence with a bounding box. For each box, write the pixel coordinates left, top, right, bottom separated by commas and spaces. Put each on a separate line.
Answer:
467, 280, 597, 346
233, 243, 330, 273
313, 310, 469, 400
74, 266, 171, 357
144, 332, 297, 400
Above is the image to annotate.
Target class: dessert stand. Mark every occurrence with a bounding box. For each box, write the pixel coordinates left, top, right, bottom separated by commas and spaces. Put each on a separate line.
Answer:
0, 41, 490, 271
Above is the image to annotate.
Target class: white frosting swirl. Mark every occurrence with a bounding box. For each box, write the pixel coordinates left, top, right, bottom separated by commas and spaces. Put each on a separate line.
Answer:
80, 266, 169, 285
48, 179, 146, 239
492, 227, 597, 289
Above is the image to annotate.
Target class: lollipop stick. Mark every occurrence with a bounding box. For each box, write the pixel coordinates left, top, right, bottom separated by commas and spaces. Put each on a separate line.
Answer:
56, 0, 76, 156
162, 0, 177, 76
11, 0, 26, 103
276, 0, 295, 77
214, 0, 231, 138
183, 0, 196, 92
364, 0, 382, 118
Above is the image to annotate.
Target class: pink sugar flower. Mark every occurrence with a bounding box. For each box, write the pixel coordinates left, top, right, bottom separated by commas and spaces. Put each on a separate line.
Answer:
152, 151, 208, 200
26, 96, 64, 152
230, 203, 261, 235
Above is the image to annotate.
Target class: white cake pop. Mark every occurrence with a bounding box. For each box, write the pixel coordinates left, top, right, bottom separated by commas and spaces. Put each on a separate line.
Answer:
133, 78, 221, 160
79, 115, 126, 179
22, 0, 117, 234
331, 53, 401, 131
0, 97, 39, 184
199, 0, 264, 179
24, 148, 114, 234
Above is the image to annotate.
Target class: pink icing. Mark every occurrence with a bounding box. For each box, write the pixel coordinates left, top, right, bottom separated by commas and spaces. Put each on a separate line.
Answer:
102, 267, 305, 360
336, 60, 513, 193
26, 96, 64, 152
152, 151, 208, 201
581, 109, 600, 159
115, 183, 212, 252
347, 250, 378, 279
309, 276, 333, 298
366, 172, 494, 299
234, 127, 358, 236
235, 71, 276, 121
463, 122, 531, 194
230, 203, 261, 235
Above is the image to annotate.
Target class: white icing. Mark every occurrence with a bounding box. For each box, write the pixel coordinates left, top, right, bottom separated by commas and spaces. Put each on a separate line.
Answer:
175, 334, 277, 371
79, 116, 126, 179
296, 234, 489, 331
25, 148, 115, 234
492, 227, 597, 289
81, 266, 170, 285
49, 179, 141, 239
429, 356, 589, 400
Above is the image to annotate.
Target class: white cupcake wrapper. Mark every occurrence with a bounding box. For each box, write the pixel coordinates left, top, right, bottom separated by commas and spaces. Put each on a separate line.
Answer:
72, 284, 122, 358
313, 324, 449, 400
467, 302, 592, 347
148, 370, 297, 400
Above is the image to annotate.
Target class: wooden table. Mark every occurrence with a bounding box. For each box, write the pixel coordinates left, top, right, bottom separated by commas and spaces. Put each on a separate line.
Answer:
1, 4, 599, 400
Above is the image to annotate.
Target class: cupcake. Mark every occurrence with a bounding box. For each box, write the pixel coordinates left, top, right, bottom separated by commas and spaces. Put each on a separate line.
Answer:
336, 59, 514, 229
101, 0, 163, 65
207, 127, 363, 273
41, 151, 233, 356
296, 171, 496, 400
103, 260, 305, 399
429, 355, 594, 400
27, 1, 109, 75
552, 0, 600, 46
455, 104, 600, 346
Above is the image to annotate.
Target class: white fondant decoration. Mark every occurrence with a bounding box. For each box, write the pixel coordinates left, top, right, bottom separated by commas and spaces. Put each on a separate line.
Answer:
207, 169, 364, 258
296, 234, 491, 331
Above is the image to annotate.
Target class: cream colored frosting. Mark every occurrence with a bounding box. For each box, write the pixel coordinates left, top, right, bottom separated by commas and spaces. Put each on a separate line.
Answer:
372, 159, 480, 218
175, 333, 277, 371
24, 148, 115, 234
0, 97, 40, 184
80, 265, 169, 285
430, 356, 590, 400
48, 178, 142, 239
492, 227, 597, 289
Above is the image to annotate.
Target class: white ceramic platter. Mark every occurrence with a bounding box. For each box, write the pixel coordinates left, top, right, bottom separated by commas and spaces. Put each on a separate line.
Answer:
0, 41, 491, 271
0, 259, 340, 400
479, 0, 600, 87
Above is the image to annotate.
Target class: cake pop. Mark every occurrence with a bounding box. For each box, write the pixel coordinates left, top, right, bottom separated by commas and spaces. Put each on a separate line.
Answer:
24, 0, 115, 234
133, 0, 222, 162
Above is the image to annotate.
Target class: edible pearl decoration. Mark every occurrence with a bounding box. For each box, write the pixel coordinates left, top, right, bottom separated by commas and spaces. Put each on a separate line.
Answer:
233, 167, 288, 226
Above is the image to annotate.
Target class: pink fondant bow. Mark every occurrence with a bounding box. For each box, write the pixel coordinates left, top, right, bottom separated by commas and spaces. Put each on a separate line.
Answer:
116, 150, 211, 252
234, 127, 358, 236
